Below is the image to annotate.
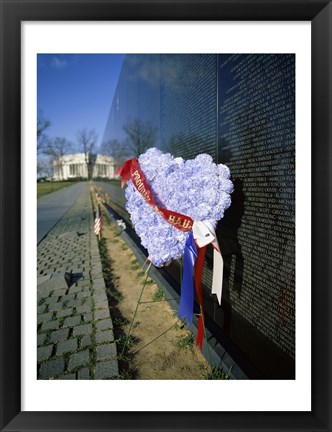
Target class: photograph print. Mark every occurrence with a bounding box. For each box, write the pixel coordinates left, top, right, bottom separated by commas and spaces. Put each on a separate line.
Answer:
37, 53, 295, 380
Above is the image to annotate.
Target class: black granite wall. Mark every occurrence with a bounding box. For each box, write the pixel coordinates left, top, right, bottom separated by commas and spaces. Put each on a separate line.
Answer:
102, 54, 295, 378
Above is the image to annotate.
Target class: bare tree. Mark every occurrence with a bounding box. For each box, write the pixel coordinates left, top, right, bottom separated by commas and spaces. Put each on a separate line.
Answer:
37, 159, 53, 178
123, 119, 157, 158
99, 139, 130, 168
37, 111, 51, 154
76, 128, 98, 180
44, 136, 72, 180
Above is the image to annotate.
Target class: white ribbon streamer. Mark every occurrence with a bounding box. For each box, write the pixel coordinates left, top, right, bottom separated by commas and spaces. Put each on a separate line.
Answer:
192, 221, 223, 304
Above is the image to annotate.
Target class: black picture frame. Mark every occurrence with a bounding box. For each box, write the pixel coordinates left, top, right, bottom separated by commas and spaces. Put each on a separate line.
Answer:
1, 1, 331, 431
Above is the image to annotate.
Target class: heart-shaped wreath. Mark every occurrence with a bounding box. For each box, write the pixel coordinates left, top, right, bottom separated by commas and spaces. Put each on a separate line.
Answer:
121, 147, 233, 266
115, 147, 233, 349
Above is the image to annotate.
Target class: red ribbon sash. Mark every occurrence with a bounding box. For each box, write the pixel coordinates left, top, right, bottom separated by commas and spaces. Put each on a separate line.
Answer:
116, 158, 194, 232
194, 246, 207, 350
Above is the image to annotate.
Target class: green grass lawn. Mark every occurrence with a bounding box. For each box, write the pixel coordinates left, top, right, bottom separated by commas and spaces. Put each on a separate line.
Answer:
37, 181, 75, 198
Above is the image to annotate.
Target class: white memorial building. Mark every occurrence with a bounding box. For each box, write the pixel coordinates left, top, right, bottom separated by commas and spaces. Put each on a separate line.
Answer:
53, 153, 116, 180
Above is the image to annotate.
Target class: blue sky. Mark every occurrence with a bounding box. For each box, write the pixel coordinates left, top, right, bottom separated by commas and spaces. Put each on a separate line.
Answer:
37, 54, 124, 150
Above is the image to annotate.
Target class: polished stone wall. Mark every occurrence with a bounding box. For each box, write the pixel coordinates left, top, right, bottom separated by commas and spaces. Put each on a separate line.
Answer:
102, 54, 295, 378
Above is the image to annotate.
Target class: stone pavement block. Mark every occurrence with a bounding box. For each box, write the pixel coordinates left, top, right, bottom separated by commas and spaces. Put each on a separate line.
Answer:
93, 288, 107, 296
61, 294, 76, 302
49, 328, 69, 343
81, 297, 93, 306
96, 343, 117, 361
94, 302, 108, 311
44, 296, 60, 305
57, 308, 74, 318
71, 267, 85, 274
95, 329, 114, 344
92, 267, 103, 276
37, 296, 45, 305
96, 318, 113, 331
76, 291, 90, 300
48, 302, 64, 312
37, 333, 47, 346
39, 358, 65, 379
37, 312, 53, 325
77, 279, 91, 287
63, 316, 81, 327
40, 270, 51, 277
68, 350, 90, 371
37, 345, 53, 362
37, 305, 47, 314
76, 303, 92, 313
73, 324, 92, 336
66, 299, 82, 308
71, 258, 86, 265
68, 286, 84, 294
79, 272, 89, 280
37, 274, 51, 285
41, 320, 59, 332
94, 360, 119, 379
93, 279, 106, 289
56, 374, 77, 380
83, 313, 93, 322
52, 288, 67, 297
78, 368, 90, 380
94, 309, 110, 320
57, 338, 78, 355
93, 293, 108, 303
80, 335, 92, 349
55, 266, 69, 272
91, 258, 102, 264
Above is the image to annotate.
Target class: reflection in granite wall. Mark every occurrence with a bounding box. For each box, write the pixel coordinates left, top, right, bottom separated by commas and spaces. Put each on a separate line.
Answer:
102, 54, 295, 379
159, 55, 217, 159
102, 55, 161, 150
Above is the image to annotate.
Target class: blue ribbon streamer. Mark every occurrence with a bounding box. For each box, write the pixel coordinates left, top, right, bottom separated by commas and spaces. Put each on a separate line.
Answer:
178, 231, 197, 323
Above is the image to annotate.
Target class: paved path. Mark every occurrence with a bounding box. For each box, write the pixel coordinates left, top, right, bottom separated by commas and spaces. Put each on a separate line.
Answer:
37, 183, 119, 380
37, 182, 86, 244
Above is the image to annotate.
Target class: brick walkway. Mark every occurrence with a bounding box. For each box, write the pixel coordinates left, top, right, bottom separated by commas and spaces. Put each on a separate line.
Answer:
37, 184, 118, 380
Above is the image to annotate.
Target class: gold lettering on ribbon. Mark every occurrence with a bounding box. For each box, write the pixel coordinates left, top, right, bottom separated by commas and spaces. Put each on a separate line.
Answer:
131, 170, 151, 203
182, 219, 193, 230
168, 215, 192, 230
132, 170, 139, 179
